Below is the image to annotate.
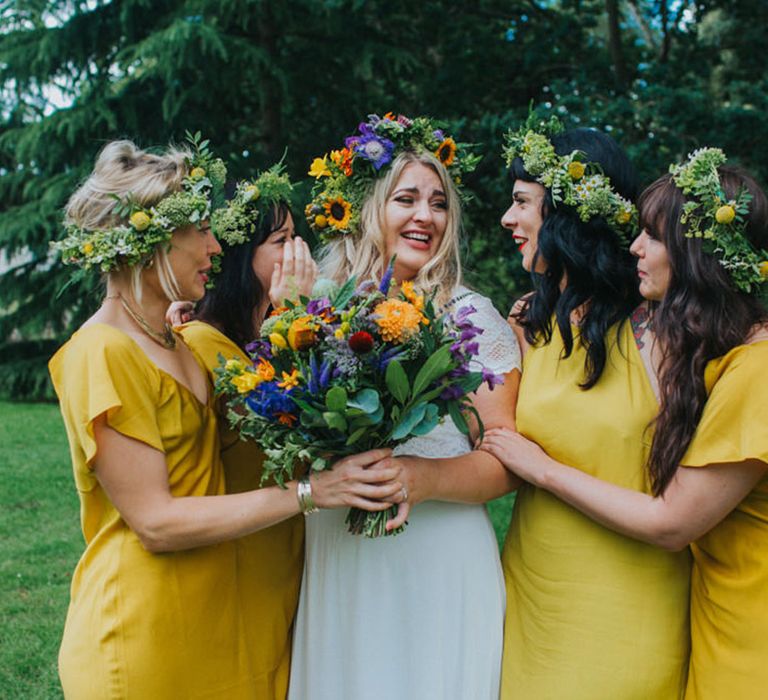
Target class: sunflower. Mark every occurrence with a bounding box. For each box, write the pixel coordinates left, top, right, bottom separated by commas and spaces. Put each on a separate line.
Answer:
324, 196, 352, 230
435, 137, 457, 166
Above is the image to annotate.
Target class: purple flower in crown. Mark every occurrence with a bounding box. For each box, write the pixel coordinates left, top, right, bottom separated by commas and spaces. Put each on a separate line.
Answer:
352, 124, 395, 171
433, 129, 445, 141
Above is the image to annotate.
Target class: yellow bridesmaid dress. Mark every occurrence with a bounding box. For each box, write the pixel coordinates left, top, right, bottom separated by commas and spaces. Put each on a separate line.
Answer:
50, 324, 264, 699
500, 321, 691, 699
680, 341, 768, 700
178, 320, 304, 700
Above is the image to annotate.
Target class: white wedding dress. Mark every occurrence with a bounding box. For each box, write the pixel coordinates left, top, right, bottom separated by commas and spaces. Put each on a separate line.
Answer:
288, 288, 521, 700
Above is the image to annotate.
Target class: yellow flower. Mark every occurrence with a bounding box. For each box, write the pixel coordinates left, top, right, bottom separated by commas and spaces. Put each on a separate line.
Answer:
373, 299, 424, 343
255, 359, 276, 381
129, 211, 151, 231
309, 156, 331, 178
287, 316, 316, 350
334, 328, 345, 340
225, 358, 244, 373
568, 161, 586, 180
244, 185, 260, 200
400, 280, 424, 310
277, 369, 301, 390
190, 166, 206, 179
324, 196, 352, 230
715, 204, 736, 225
232, 371, 260, 394
616, 209, 632, 225
760, 261, 768, 279
81, 242, 94, 255
269, 332, 288, 350
314, 214, 328, 229
435, 137, 457, 166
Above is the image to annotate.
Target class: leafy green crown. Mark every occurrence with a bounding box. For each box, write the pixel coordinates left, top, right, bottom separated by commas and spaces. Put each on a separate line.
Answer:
304, 112, 480, 243
502, 113, 637, 246
211, 162, 294, 247
669, 147, 768, 293
52, 131, 227, 273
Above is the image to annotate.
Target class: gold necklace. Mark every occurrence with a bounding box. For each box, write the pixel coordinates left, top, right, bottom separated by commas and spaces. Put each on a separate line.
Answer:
112, 294, 177, 350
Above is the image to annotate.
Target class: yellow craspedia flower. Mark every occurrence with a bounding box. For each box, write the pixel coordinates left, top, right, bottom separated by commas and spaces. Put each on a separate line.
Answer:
232, 371, 261, 394
130, 211, 151, 231
269, 332, 288, 350
334, 328, 345, 340
225, 358, 244, 373
255, 359, 276, 381
616, 209, 632, 225
190, 167, 206, 179
287, 316, 316, 350
759, 261, 768, 279
82, 242, 94, 255
715, 204, 736, 225
314, 214, 328, 229
309, 156, 331, 178
568, 161, 586, 180
373, 299, 423, 344
277, 368, 301, 390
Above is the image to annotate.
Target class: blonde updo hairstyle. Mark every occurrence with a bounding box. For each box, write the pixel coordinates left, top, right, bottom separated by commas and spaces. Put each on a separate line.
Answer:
318, 150, 464, 308
64, 139, 193, 302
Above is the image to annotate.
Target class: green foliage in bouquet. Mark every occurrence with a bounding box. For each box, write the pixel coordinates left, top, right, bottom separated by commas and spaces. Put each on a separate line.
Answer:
216, 268, 501, 537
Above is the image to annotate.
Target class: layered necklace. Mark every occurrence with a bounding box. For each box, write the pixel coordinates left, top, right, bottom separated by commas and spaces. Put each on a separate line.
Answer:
107, 293, 177, 350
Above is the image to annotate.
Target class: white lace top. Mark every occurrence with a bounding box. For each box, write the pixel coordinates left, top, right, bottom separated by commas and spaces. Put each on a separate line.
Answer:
393, 286, 521, 460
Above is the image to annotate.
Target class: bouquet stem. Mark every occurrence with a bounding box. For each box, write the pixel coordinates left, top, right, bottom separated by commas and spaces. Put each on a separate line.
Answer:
345, 505, 404, 537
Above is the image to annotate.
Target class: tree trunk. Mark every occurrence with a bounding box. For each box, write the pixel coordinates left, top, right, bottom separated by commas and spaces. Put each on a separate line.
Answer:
605, 0, 628, 91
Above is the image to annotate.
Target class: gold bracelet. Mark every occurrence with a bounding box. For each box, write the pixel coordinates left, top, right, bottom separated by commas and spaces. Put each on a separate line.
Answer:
297, 477, 319, 515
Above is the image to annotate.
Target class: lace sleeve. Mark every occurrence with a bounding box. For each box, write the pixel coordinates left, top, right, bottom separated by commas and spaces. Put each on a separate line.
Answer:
452, 290, 521, 375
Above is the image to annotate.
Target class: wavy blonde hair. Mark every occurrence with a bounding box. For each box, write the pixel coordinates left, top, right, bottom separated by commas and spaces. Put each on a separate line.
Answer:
317, 151, 464, 308
64, 139, 193, 302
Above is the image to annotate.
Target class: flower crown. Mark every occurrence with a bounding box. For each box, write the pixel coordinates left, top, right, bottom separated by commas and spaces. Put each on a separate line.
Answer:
502, 113, 637, 246
670, 147, 768, 293
53, 132, 227, 273
211, 162, 295, 247
304, 113, 480, 243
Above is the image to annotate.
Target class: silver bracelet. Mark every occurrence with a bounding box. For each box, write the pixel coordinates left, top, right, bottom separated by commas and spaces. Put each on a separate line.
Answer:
297, 477, 319, 515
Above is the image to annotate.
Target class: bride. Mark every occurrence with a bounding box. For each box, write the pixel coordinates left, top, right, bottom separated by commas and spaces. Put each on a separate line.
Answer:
288, 114, 521, 700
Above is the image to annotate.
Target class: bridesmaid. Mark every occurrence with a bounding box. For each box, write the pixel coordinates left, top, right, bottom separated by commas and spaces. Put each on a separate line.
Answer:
482, 148, 768, 700
49, 138, 405, 698
488, 118, 691, 698
176, 165, 315, 698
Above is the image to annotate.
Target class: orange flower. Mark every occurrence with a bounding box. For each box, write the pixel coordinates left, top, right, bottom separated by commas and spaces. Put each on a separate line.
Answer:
330, 147, 354, 176
435, 137, 457, 166
373, 299, 424, 343
276, 412, 297, 426
383, 112, 396, 121
400, 280, 424, 311
277, 369, 301, 390
255, 359, 276, 381
287, 316, 316, 350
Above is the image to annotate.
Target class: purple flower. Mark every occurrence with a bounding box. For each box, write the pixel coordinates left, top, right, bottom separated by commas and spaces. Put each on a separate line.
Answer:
379, 260, 395, 294
353, 124, 395, 171
463, 341, 480, 357
440, 384, 464, 401
453, 304, 478, 327
482, 368, 505, 390
245, 338, 272, 361
433, 129, 445, 141
376, 346, 407, 370
246, 382, 296, 421
306, 297, 332, 316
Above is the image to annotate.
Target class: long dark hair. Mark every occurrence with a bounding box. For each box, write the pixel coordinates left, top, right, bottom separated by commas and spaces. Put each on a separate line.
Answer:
512, 128, 641, 389
197, 203, 290, 350
642, 168, 768, 494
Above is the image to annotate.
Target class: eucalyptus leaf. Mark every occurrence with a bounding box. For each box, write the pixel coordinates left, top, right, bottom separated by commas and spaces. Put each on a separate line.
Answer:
322, 411, 348, 431
348, 388, 380, 414
391, 403, 428, 440
325, 386, 348, 412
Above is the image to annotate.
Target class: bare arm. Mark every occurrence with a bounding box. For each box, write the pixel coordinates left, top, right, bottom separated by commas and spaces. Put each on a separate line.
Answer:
480, 426, 767, 551
92, 416, 402, 553
386, 369, 522, 530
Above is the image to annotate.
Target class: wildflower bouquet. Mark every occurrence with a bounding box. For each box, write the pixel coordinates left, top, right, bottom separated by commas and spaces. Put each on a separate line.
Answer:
216, 270, 498, 537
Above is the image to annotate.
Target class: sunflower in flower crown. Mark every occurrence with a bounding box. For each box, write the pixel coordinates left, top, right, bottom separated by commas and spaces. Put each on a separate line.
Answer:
305, 113, 480, 243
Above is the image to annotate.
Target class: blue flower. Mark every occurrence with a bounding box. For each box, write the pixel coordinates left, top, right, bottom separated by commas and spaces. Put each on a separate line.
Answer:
245, 382, 296, 421
353, 124, 395, 171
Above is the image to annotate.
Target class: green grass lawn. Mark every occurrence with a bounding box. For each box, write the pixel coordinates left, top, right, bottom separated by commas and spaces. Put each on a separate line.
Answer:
0, 400, 515, 697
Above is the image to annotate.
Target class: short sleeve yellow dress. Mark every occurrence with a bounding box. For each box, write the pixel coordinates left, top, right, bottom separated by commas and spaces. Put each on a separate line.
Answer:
50, 324, 263, 699
500, 321, 692, 699
178, 320, 304, 700
679, 341, 768, 700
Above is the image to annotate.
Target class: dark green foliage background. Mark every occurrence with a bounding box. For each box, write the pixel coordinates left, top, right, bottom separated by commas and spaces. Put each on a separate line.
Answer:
2, 0, 767, 398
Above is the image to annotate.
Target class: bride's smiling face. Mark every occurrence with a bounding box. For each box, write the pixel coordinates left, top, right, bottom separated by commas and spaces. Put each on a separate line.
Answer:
383, 162, 448, 282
